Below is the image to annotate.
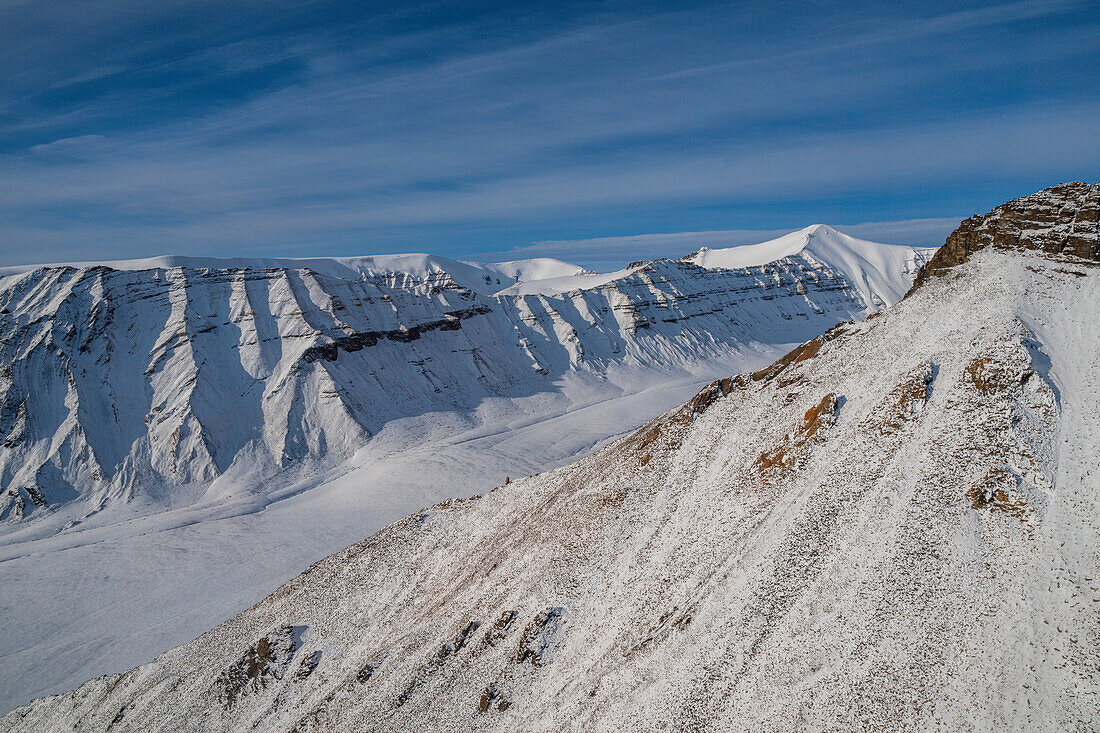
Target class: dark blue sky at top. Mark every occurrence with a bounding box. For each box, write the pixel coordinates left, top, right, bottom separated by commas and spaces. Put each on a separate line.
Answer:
1, 0, 1097, 269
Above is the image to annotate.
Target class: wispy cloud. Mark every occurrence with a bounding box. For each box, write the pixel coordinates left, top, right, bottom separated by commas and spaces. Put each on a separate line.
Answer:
653, 0, 1082, 81
0, 0, 1097, 267
29, 134, 105, 154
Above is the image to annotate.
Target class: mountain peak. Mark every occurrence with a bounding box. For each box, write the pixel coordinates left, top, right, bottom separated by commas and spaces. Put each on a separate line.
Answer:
909, 181, 1100, 292
683, 226, 936, 308
800, 223, 838, 236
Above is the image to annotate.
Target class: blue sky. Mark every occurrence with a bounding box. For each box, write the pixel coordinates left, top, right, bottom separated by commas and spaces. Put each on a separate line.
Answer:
1, 0, 1097, 270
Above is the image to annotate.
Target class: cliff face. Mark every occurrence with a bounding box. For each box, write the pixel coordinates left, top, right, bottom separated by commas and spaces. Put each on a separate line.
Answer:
0, 239, 932, 524
910, 181, 1100, 292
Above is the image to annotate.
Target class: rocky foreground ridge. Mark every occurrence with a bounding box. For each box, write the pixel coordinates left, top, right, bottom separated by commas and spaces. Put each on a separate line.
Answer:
3, 186, 1096, 731
910, 180, 1099, 291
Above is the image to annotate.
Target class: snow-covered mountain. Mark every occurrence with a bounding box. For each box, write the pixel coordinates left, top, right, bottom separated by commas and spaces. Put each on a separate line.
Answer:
0, 226, 935, 715
0, 253, 582, 521
4, 184, 1093, 731
683, 224, 932, 309
0, 231, 932, 524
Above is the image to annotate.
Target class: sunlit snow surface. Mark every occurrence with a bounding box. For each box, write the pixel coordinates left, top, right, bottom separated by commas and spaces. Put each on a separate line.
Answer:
5, 248, 1095, 731
0, 233, 932, 712
684, 224, 937, 308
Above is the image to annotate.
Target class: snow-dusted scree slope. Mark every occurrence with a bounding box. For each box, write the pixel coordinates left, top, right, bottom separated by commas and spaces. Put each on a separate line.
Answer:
0, 233, 929, 523
5, 186, 1094, 731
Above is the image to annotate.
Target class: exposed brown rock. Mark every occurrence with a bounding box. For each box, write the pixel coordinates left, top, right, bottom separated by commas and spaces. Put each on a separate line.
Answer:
482, 610, 517, 647
214, 626, 298, 709
963, 348, 1029, 396
967, 468, 1031, 522
799, 393, 838, 439
515, 607, 564, 666
910, 181, 1100, 293
688, 375, 745, 415
755, 393, 839, 475
396, 620, 481, 706
752, 338, 822, 383
751, 322, 850, 384
880, 363, 933, 433
627, 375, 748, 468
964, 356, 997, 394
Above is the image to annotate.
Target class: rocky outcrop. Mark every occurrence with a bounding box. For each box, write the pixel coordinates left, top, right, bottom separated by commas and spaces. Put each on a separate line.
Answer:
910, 181, 1099, 292
300, 304, 494, 363
214, 626, 300, 709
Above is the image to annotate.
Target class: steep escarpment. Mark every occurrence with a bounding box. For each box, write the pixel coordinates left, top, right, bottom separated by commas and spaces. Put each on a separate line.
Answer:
4, 190, 1095, 731
0, 237, 924, 523
498, 256, 878, 374
910, 181, 1099, 291
684, 224, 935, 309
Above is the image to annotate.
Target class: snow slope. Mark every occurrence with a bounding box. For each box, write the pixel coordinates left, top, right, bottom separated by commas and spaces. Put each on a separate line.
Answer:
684, 224, 937, 309
4, 234, 1094, 729
0, 230, 934, 713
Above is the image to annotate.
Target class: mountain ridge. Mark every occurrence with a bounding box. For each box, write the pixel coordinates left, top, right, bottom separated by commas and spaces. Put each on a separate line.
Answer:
908, 180, 1099, 292
682, 224, 935, 308
0, 254, 587, 297
0, 228, 930, 526
3, 185, 1097, 731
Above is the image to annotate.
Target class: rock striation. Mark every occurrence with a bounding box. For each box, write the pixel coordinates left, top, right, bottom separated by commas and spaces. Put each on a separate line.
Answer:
910, 181, 1099, 292
0, 242, 927, 523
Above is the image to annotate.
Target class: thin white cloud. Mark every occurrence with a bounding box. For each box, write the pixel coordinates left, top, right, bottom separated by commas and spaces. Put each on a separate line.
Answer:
30, 134, 104, 154
654, 0, 1081, 81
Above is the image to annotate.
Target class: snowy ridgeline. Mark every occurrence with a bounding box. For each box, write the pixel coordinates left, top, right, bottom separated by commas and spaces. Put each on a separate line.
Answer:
0, 226, 934, 524
4, 245, 1096, 731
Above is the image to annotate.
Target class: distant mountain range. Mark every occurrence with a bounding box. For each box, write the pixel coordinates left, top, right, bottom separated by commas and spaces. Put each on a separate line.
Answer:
0, 226, 933, 524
